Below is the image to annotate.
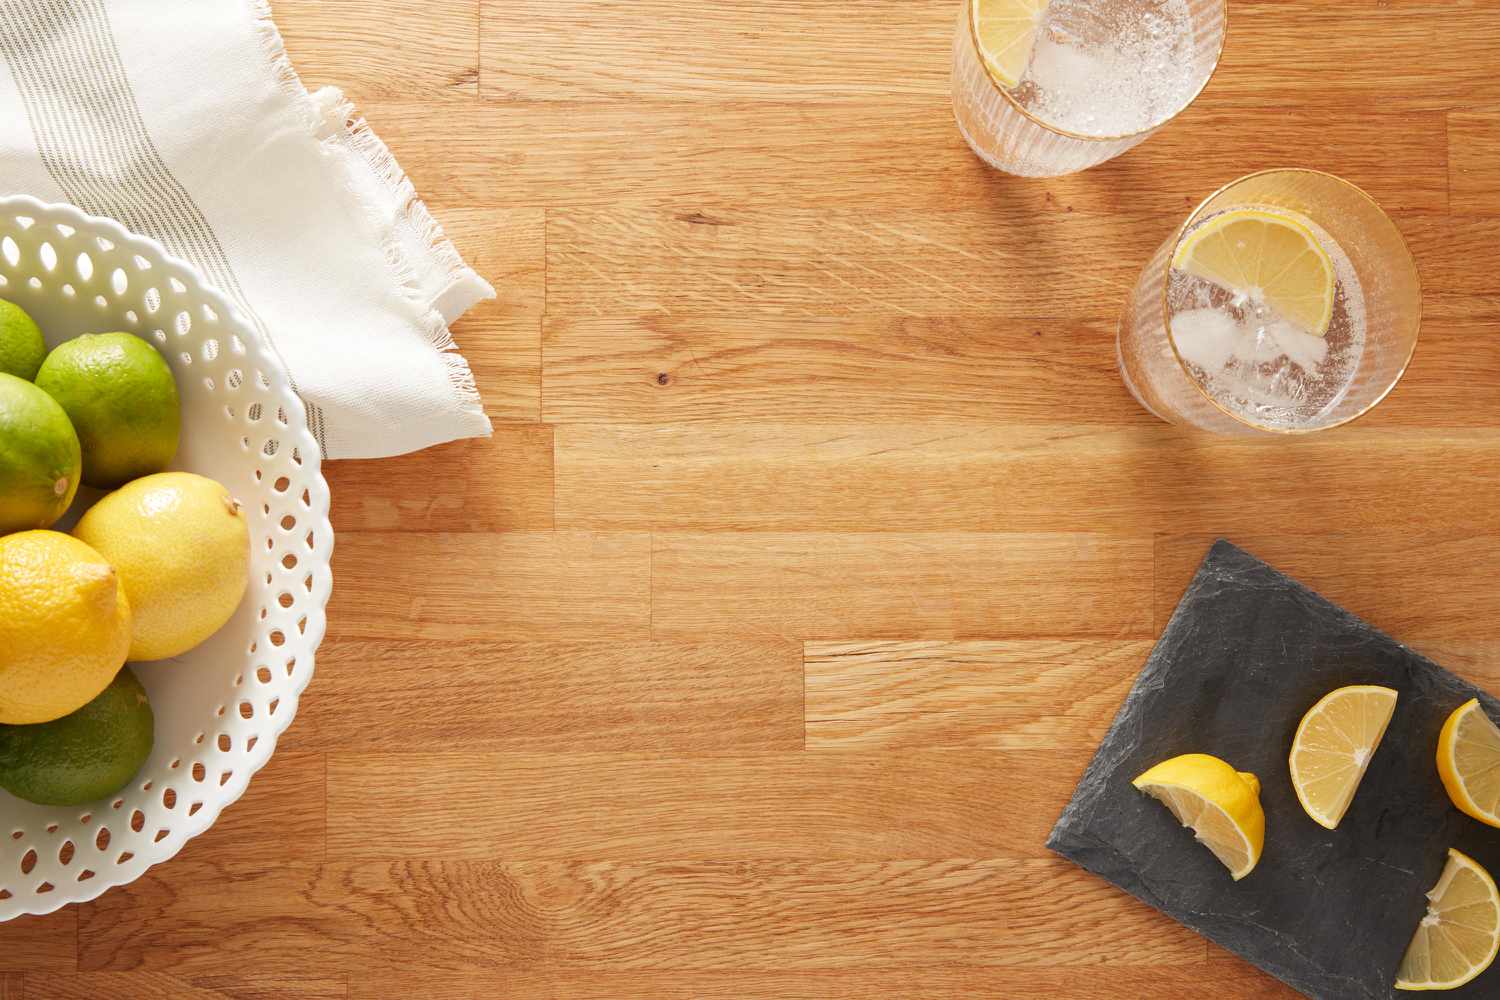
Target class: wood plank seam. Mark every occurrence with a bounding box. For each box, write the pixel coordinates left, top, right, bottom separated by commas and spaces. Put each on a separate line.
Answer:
541, 204, 549, 422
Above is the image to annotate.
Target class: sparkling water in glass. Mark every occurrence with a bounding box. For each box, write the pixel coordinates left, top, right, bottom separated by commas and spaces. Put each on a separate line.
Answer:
952, 0, 1225, 177
1118, 170, 1423, 435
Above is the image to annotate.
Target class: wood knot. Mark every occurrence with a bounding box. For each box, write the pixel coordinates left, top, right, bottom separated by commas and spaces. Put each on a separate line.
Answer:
656, 372, 671, 386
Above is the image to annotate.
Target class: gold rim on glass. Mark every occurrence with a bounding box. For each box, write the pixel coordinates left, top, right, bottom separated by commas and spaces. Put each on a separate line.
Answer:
1159, 168, 1424, 435
965, 0, 1229, 143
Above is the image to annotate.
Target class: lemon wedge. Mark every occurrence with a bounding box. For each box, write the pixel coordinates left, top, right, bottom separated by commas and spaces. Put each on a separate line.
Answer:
970, 0, 1049, 88
1133, 753, 1265, 881
1289, 685, 1398, 829
1173, 208, 1337, 338
1396, 848, 1500, 991
1437, 699, 1500, 829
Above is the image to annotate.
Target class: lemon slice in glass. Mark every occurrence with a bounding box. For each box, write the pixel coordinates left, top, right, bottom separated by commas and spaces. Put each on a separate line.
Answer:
1396, 848, 1500, 991
1173, 208, 1337, 338
1132, 753, 1265, 881
1289, 685, 1398, 830
1437, 699, 1500, 829
971, 0, 1049, 88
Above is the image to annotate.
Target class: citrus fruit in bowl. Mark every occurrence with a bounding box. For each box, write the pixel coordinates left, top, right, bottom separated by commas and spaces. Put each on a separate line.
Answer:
0, 195, 332, 920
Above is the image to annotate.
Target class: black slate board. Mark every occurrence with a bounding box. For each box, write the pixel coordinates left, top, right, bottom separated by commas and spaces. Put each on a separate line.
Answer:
1047, 540, 1500, 1000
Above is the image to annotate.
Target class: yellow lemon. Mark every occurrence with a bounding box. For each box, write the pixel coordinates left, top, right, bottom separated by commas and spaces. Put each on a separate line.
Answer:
971, 0, 1049, 88
1173, 207, 1337, 337
74, 471, 249, 661
1133, 753, 1265, 880
1396, 848, 1500, 991
0, 531, 132, 724
1436, 699, 1500, 829
1289, 685, 1398, 830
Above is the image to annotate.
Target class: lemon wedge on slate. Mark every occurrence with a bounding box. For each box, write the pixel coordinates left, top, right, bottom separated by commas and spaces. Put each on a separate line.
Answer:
1437, 699, 1500, 829
1396, 848, 1500, 991
1133, 753, 1265, 881
1289, 684, 1398, 829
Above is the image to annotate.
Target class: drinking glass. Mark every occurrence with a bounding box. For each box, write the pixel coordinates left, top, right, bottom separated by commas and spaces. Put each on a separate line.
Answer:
952, 0, 1226, 177
1117, 169, 1422, 435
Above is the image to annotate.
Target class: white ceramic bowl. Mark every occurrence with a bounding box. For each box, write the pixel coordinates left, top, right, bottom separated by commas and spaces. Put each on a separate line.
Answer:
0, 196, 332, 920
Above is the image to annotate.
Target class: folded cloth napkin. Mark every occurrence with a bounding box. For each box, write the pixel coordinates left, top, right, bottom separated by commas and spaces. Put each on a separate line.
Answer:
0, 0, 493, 458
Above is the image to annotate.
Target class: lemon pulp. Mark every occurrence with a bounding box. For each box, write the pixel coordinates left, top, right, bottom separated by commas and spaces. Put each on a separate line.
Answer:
1173, 207, 1337, 338
1437, 699, 1500, 829
1133, 753, 1265, 881
1396, 848, 1500, 991
971, 0, 1049, 88
1289, 685, 1398, 829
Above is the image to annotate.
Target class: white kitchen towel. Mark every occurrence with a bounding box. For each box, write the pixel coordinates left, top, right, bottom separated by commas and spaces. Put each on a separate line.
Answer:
0, 0, 493, 458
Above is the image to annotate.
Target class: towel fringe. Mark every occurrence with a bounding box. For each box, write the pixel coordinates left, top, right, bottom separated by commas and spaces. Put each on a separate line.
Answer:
246, 0, 491, 425
336, 103, 473, 294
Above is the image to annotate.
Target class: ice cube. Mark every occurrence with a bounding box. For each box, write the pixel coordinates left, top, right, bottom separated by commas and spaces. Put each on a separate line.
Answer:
1017, 0, 1200, 138
1267, 320, 1330, 371
1170, 308, 1239, 372
1246, 323, 1286, 364
1026, 37, 1112, 103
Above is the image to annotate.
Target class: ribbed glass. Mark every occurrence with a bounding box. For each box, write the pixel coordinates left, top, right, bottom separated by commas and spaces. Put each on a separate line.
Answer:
1117, 170, 1423, 435
951, 0, 1225, 177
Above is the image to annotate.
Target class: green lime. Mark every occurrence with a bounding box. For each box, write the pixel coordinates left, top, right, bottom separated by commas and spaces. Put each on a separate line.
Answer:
35, 333, 180, 489
0, 299, 45, 381
0, 372, 81, 533
0, 666, 153, 806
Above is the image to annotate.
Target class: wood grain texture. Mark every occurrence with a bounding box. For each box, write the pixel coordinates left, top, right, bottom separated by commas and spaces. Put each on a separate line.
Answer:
328, 532, 651, 640
73, 859, 1202, 974
1374, 318, 1500, 427
439, 208, 547, 317
273, 0, 478, 97
1406, 216, 1500, 321
27, 975, 349, 1000
543, 204, 1467, 320
650, 532, 1153, 640
805, 640, 1149, 749
555, 424, 1500, 533
298, 639, 803, 750
456, 309, 543, 423
359, 100, 1449, 215
478, 0, 1500, 113
0, 910, 75, 972
478, 0, 950, 102
1410, 641, 1500, 693
543, 316, 1142, 425
1208, 1, 1500, 111
537, 207, 1208, 319
1448, 111, 1500, 216
325, 427, 554, 533
344, 966, 1289, 1000
166, 751, 326, 863
325, 750, 1075, 861
20, 0, 1498, 996
438, 207, 544, 422
544, 315, 1500, 429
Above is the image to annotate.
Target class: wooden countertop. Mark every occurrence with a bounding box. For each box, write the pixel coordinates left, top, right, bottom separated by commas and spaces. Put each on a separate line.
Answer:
8, 1, 1500, 997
